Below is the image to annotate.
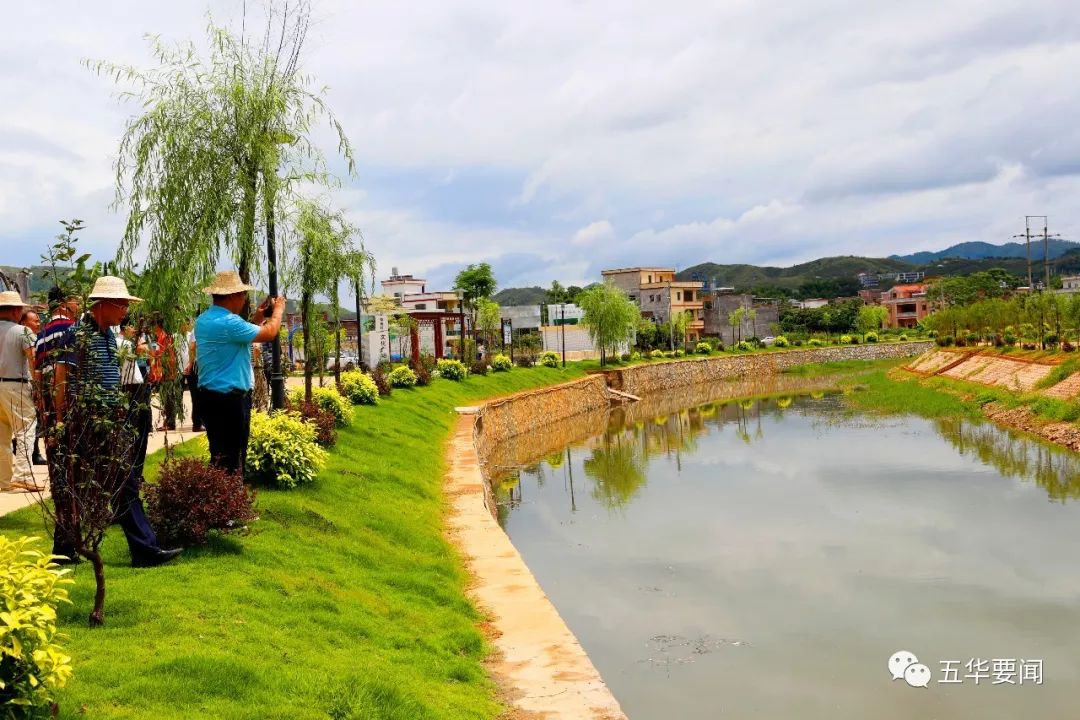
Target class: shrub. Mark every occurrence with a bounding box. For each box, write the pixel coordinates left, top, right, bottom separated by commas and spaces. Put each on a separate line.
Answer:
899, 333, 909, 341
539, 351, 560, 368
491, 354, 513, 372
246, 411, 327, 489
662, 350, 676, 358
864, 332, 879, 343
937, 335, 955, 347
514, 352, 536, 368
807, 338, 825, 347
620, 352, 632, 362
966, 332, 980, 345
773, 335, 789, 348
0, 536, 73, 716
695, 342, 712, 354
649, 349, 664, 359
339, 370, 378, 405
289, 385, 351, 427
1045, 333, 1060, 347
792, 338, 804, 347
293, 400, 338, 447
840, 334, 853, 344
630, 351, 642, 361
437, 358, 468, 381
674, 349, 685, 357
1064, 340, 1076, 352
469, 360, 490, 376
414, 364, 432, 386
146, 458, 257, 547
388, 365, 418, 388
1003, 332, 1018, 345
372, 366, 392, 396
736, 340, 753, 351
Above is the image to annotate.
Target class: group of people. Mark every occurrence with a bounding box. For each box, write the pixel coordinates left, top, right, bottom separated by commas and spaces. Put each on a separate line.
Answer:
0, 269, 285, 567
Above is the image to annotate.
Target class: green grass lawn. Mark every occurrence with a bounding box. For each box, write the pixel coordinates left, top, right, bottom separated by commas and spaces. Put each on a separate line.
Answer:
0, 364, 590, 720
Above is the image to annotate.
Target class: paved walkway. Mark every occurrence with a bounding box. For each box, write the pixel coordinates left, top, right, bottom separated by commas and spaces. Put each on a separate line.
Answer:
0, 394, 204, 519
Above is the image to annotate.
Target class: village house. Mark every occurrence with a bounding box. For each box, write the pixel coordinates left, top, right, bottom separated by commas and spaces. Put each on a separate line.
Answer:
882, 283, 931, 328
601, 267, 705, 341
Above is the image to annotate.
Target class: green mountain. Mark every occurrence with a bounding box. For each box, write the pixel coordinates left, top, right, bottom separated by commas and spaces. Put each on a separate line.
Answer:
892, 239, 1080, 265
493, 286, 548, 306
677, 255, 916, 292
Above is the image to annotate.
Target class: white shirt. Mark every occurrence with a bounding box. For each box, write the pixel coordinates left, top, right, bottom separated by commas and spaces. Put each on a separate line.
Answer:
0, 320, 33, 379
116, 336, 144, 385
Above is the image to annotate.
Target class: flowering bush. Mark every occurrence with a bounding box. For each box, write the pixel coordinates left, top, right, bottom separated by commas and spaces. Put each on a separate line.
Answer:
339, 370, 378, 405
865, 332, 879, 343
246, 411, 327, 489
289, 385, 351, 427
539, 351, 559, 368
735, 340, 753, 351
695, 342, 712, 354
840, 334, 853, 344
146, 458, 256, 547
0, 536, 73, 716
437, 358, 468, 381
491, 354, 513, 372
388, 366, 418, 388
773, 335, 789, 348
649, 349, 664, 359
630, 351, 642, 361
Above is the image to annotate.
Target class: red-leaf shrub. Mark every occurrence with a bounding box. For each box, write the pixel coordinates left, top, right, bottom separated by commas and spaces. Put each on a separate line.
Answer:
294, 400, 337, 447
145, 458, 256, 547
372, 367, 392, 396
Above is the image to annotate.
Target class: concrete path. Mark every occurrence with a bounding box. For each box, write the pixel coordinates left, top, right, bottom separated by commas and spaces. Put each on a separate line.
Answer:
0, 393, 205, 519
446, 410, 627, 720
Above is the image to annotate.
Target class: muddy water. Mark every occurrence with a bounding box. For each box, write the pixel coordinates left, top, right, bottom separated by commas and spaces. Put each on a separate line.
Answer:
495, 394, 1080, 719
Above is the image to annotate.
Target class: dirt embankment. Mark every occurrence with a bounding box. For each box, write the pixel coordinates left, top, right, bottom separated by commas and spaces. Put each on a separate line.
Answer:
981, 402, 1080, 452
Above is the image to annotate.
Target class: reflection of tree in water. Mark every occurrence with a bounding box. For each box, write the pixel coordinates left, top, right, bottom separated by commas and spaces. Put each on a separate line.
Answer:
934, 417, 1080, 502
584, 430, 648, 508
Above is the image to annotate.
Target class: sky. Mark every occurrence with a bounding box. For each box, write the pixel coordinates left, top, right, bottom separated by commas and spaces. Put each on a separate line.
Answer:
3, 1, 1080, 292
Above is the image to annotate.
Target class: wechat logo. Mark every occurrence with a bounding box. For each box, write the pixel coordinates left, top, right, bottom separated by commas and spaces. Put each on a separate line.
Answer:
889, 650, 930, 688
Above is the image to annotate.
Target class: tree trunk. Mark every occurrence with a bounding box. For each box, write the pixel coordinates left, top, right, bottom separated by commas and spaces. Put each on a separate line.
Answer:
302, 292, 312, 403
87, 548, 106, 626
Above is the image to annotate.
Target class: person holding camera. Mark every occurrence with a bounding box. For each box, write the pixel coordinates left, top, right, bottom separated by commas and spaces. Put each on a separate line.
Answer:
194, 271, 285, 474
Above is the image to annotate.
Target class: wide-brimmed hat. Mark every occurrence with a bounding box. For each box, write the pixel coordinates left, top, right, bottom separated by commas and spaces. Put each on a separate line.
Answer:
203, 270, 256, 296
88, 276, 142, 303
0, 291, 26, 308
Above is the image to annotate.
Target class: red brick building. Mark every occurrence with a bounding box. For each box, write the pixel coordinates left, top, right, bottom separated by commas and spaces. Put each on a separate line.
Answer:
882, 283, 930, 328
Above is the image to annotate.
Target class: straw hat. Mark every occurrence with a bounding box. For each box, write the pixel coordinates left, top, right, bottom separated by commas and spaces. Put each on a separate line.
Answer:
203, 270, 256, 296
0, 291, 26, 308
88, 276, 142, 303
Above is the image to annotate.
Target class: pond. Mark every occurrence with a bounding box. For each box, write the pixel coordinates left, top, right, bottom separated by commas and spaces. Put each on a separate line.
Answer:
494, 393, 1080, 719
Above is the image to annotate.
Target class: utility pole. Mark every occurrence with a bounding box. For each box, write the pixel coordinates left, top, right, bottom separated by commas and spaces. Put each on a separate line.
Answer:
560, 304, 567, 368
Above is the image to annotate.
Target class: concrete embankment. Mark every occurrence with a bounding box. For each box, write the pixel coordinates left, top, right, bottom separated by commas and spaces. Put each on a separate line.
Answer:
451, 341, 931, 720
902, 347, 1080, 451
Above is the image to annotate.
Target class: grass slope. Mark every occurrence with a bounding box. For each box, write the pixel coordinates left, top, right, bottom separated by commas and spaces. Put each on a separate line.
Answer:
0, 364, 590, 720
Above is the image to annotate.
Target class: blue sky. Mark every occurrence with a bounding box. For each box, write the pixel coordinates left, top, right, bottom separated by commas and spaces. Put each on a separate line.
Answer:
3, 0, 1080, 293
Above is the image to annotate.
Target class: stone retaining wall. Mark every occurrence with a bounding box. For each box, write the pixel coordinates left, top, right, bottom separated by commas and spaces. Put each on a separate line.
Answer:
605, 341, 934, 397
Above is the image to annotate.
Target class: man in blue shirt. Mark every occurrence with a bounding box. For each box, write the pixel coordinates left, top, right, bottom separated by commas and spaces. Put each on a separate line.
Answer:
195, 271, 285, 474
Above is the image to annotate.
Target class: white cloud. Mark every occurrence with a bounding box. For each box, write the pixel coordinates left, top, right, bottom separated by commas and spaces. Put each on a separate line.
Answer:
3, 0, 1080, 288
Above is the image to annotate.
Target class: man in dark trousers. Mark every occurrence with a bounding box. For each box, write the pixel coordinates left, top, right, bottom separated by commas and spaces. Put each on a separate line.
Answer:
194, 271, 285, 474
52, 276, 181, 567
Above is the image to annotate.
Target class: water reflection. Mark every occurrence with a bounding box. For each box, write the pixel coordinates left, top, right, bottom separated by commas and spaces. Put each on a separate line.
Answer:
934, 417, 1080, 502
494, 392, 1080, 720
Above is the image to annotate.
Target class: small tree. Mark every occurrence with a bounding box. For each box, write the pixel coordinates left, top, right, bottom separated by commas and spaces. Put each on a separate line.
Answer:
856, 305, 888, 339
578, 283, 640, 365
476, 298, 502, 355
453, 263, 497, 331
727, 307, 746, 344
669, 310, 691, 351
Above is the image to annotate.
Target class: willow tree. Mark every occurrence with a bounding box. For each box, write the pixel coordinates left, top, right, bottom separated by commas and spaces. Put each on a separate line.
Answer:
578, 283, 640, 366
284, 199, 368, 400
92, 1, 353, 409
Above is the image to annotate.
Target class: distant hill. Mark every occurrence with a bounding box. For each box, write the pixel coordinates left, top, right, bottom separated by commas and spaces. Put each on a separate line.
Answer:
892, 239, 1080, 265
676, 255, 916, 292
493, 286, 548, 306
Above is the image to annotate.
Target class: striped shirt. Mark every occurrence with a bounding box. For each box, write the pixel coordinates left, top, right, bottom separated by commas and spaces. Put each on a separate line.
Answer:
34, 315, 75, 374
57, 317, 122, 397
